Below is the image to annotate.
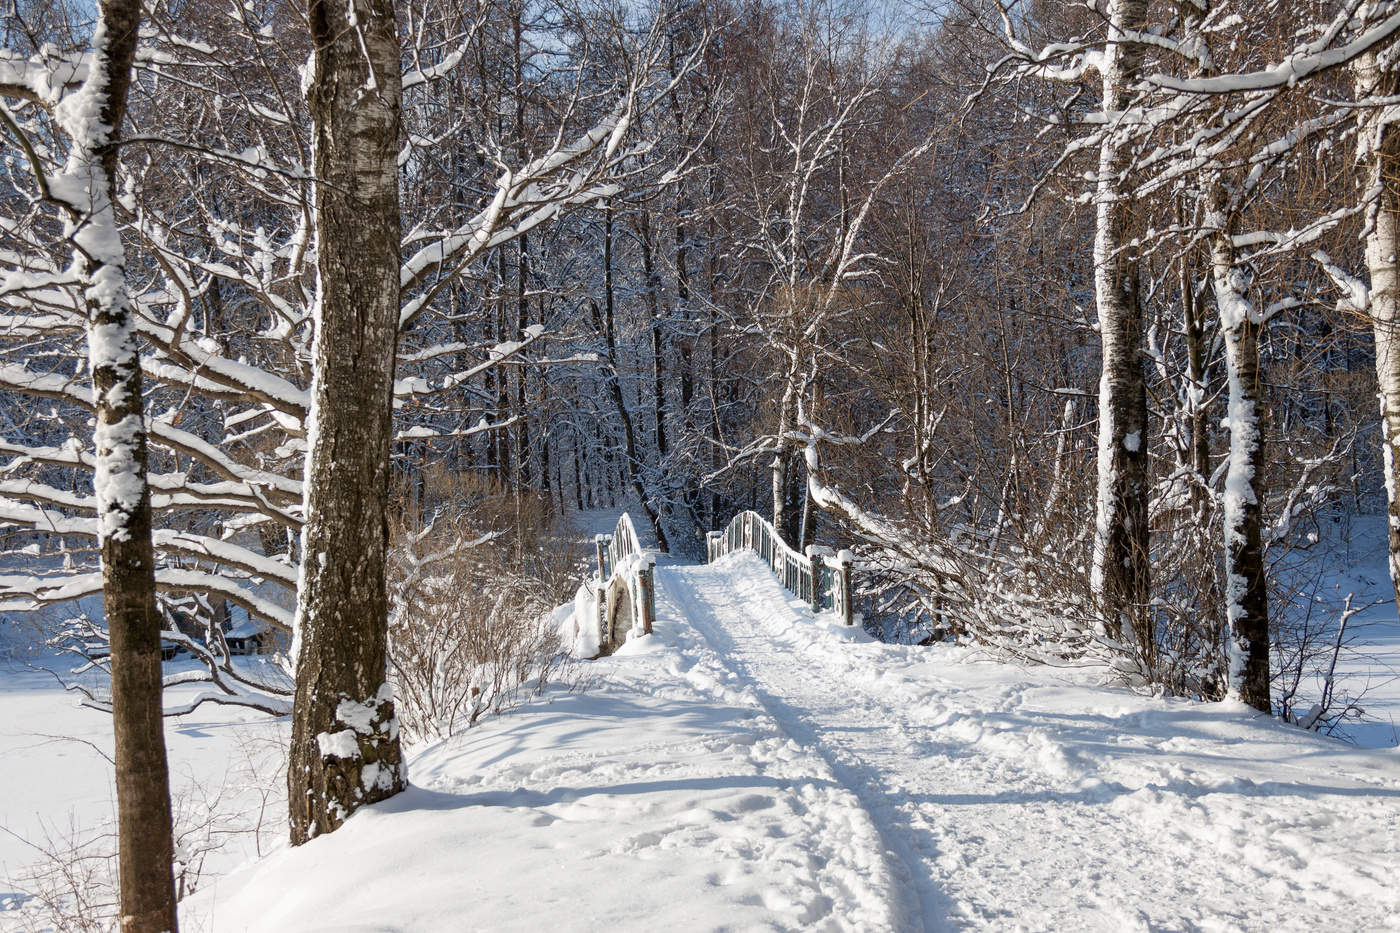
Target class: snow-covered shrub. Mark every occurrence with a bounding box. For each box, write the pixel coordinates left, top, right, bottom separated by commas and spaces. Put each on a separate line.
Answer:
387, 470, 584, 744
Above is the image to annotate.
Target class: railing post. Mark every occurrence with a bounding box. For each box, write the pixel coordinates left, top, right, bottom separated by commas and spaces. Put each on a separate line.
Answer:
707, 531, 722, 563
806, 545, 832, 614
834, 548, 855, 626
597, 582, 608, 650
638, 556, 656, 635
595, 533, 612, 583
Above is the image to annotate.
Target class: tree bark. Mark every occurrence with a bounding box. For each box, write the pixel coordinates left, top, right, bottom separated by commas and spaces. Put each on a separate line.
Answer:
1355, 43, 1400, 613
1180, 248, 1211, 507
772, 395, 793, 544
1209, 207, 1271, 713
1089, 0, 1152, 654
288, 0, 407, 845
59, 2, 181, 929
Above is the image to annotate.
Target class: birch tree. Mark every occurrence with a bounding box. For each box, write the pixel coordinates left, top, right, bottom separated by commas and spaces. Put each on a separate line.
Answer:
0, 0, 179, 926
1086, 0, 1153, 653
1351, 3, 1400, 610
712, 2, 935, 547
986, 0, 1154, 650
1207, 189, 1272, 709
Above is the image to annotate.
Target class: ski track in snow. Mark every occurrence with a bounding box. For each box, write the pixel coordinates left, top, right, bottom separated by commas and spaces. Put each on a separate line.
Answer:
664, 562, 933, 931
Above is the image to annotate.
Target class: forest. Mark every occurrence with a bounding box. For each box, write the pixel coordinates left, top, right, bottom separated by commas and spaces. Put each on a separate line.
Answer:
2, 0, 1399, 930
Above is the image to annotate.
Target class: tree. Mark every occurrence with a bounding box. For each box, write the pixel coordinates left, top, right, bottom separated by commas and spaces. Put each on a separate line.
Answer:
1352, 5, 1400, 611
1086, 0, 1152, 654
0, 0, 704, 718
287, 0, 409, 843
0, 0, 180, 926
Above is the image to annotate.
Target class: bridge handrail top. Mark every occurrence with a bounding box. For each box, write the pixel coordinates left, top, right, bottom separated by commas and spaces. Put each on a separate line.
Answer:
722, 510, 810, 567
612, 511, 643, 549
595, 511, 653, 588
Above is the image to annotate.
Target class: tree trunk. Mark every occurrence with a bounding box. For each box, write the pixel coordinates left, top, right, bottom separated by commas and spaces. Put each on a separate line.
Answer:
494, 248, 513, 482
516, 235, 532, 488
1090, 0, 1152, 654
288, 0, 407, 845
1180, 247, 1211, 509
1356, 45, 1400, 613
57, 2, 180, 929
1210, 211, 1271, 713
639, 215, 669, 459
598, 204, 669, 551
88, 7, 178, 932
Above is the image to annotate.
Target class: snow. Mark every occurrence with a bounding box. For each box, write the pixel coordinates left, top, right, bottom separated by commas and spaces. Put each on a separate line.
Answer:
165, 552, 1400, 932
560, 582, 600, 658
3, 524, 1397, 930
316, 729, 360, 760
1289, 515, 1400, 748
0, 656, 287, 925
0, 50, 89, 106
337, 686, 388, 734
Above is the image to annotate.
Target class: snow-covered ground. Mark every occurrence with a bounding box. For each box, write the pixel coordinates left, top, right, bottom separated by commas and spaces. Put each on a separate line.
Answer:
167, 551, 1399, 932
1290, 515, 1400, 748
3, 536, 1399, 931
0, 657, 286, 928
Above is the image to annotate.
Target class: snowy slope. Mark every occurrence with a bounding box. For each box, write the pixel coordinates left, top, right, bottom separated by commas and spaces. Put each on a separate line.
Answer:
179, 552, 1400, 933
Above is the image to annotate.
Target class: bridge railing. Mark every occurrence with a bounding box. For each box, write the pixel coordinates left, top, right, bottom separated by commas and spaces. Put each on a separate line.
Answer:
707, 511, 854, 626
592, 512, 656, 653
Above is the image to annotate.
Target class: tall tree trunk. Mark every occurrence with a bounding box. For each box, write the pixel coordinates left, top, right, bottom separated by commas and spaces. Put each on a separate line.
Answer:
1180, 247, 1211, 509
1090, 0, 1152, 654
640, 217, 669, 459
598, 204, 669, 551
1209, 201, 1271, 713
61, 2, 180, 928
494, 248, 513, 482
772, 383, 794, 544
516, 235, 531, 488
512, 13, 532, 490
1355, 42, 1400, 613
288, 0, 407, 845
668, 20, 696, 438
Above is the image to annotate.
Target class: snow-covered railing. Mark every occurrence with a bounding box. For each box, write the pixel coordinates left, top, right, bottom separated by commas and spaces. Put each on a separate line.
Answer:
707, 511, 854, 626
591, 512, 656, 653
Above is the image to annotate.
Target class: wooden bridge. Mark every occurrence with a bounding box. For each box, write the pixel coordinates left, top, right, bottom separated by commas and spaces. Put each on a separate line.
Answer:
589, 512, 658, 655
587, 509, 855, 655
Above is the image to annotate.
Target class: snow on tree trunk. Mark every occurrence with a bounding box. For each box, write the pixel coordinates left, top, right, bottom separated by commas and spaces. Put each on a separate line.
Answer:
1355, 41, 1400, 614
288, 0, 407, 845
1089, 0, 1152, 654
57, 1, 180, 929
1209, 209, 1271, 713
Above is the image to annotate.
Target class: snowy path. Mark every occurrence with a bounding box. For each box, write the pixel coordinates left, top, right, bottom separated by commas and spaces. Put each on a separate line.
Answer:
664, 563, 938, 928
661, 554, 1400, 932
